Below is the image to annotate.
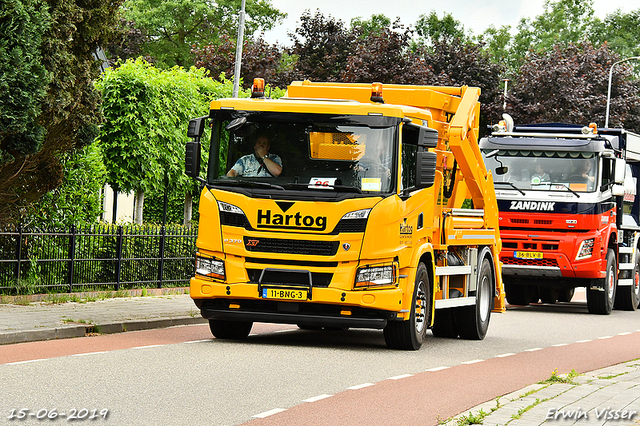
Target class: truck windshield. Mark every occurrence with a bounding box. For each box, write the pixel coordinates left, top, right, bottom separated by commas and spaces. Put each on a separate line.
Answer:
208, 112, 398, 195
483, 150, 598, 193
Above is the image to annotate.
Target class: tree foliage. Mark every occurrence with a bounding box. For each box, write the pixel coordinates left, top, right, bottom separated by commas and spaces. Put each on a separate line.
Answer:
504, 42, 640, 132
0, 0, 123, 225
121, 0, 285, 67
415, 10, 465, 45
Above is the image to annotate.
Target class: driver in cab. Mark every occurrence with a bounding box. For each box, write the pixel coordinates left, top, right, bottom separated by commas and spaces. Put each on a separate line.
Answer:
227, 135, 282, 177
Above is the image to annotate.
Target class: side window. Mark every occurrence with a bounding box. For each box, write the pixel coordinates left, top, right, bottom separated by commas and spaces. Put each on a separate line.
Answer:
601, 158, 612, 187
401, 143, 417, 190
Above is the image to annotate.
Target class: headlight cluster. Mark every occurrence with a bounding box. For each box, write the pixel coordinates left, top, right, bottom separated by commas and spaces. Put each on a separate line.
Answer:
576, 238, 594, 260
196, 254, 225, 280
355, 262, 397, 289
218, 201, 244, 215
341, 209, 371, 220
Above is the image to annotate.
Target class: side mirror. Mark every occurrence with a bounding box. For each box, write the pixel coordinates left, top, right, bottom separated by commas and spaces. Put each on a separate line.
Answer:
614, 158, 625, 184
496, 166, 509, 175
185, 141, 201, 178
188, 116, 208, 140
415, 151, 437, 189
611, 184, 625, 196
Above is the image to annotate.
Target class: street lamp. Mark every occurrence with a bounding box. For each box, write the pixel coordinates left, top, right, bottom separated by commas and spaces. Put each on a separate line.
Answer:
604, 56, 640, 128
232, 0, 247, 98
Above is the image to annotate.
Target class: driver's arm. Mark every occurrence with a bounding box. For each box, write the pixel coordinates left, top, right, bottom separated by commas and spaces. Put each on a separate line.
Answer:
262, 155, 282, 176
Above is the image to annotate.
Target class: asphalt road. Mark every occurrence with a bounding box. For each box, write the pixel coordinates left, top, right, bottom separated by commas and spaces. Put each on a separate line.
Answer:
2, 291, 640, 425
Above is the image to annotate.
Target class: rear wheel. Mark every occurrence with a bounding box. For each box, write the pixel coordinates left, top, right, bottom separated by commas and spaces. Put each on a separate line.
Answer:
457, 258, 493, 340
587, 249, 617, 315
209, 319, 253, 339
384, 263, 430, 350
504, 283, 534, 306
614, 256, 640, 311
539, 287, 559, 304
558, 288, 575, 303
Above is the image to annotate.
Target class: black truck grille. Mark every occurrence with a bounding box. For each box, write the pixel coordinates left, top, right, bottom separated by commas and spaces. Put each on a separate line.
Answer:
244, 237, 339, 256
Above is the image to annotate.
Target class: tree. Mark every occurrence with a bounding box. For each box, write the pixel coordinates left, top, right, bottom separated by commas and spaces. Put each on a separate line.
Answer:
415, 10, 465, 46
287, 10, 356, 82
192, 32, 283, 89
590, 8, 640, 59
0, 0, 124, 225
341, 20, 435, 85
96, 59, 241, 225
512, 0, 597, 62
504, 42, 640, 132
350, 14, 391, 38
121, 0, 286, 67
22, 144, 106, 229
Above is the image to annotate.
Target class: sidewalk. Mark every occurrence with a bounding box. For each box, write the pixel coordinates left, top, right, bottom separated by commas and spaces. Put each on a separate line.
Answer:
445, 361, 640, 426
0, 292, 206, 345
2, 294, 640, 426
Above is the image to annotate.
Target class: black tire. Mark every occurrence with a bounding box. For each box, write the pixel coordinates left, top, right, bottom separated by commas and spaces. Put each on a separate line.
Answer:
431, 308, 458, 338
209, 319, 253, 339
384, 263, 430, 350
504, 283, 533, 306
614, 256, 640, 311
587, 249, 617, 315
558, 288, 575, 303
457, 258, 493, 340
539, 287, 559, 304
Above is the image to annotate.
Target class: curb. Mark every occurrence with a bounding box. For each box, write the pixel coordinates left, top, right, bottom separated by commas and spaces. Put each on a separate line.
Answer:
0, 316, 208, 345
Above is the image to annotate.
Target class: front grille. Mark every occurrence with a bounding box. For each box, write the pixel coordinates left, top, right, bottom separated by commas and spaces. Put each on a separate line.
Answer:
511, 218, 529, 224
244, 236, 339, 256
535, 220, 553, 225
246, 269, 333, 287
502, 257, 559, 267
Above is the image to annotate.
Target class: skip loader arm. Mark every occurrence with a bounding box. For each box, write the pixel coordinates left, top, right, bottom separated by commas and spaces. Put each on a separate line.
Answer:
442, 87, 504, 311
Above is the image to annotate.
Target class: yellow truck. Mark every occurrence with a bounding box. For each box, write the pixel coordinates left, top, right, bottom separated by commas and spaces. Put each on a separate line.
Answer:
185, 79, 505, 350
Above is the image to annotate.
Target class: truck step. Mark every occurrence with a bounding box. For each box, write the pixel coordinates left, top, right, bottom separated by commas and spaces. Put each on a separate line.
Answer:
619, 262, 634, 270
619, 247, 633, 254
618, 278, 634, 287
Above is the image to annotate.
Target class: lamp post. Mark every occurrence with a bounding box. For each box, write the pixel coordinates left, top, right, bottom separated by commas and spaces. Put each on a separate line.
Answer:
604, 56, 640, 128
232, 0, 246, 98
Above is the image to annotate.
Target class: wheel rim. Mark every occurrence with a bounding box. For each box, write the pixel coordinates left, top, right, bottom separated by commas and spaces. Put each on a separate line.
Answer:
415, 279, 427, 334
607, 263, 615, 300
479, 275, 491, 322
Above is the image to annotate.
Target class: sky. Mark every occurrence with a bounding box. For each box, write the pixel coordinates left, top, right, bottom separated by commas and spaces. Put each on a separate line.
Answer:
260, 0, 638, 46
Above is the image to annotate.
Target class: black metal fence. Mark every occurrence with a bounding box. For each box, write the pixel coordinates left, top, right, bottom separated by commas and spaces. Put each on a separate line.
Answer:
0, 224, 197, 295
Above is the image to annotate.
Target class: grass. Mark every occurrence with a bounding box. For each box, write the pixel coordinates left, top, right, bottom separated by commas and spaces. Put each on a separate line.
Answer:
539, 368, 580, 385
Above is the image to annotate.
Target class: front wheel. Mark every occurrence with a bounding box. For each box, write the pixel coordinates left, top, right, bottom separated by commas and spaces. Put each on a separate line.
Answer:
587, 249, 617, 315
384, 263, 430, 350
456, 257, 493, 340
209, 319, 253, 339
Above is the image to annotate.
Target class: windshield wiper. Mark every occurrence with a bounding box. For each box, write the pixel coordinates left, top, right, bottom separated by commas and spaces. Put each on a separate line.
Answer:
209, 179, 285, 191
283, 183, 363, 194
552, 183, 580, 198
493, 181, 525, 195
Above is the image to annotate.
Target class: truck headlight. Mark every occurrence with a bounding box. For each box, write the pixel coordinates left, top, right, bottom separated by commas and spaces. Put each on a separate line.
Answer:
218, 201, 244, 215
196, 254, 225, 280
355, 262, 397, 288
576, 238, 594, 260
341, 208, 371, 220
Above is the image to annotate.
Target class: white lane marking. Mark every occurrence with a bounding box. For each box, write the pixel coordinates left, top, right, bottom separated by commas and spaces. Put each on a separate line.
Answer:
252, 408, 287, 418
348, 383, 374, 390
598, 336, 613, 340
184, 339, 211, 344
552, 343, 569, 347
426, 366, 450, 371
72, 351, 109, 356
461, 359, 484, 364
525, 348, 543, 352
495, 353, 515, 358
131, 345, 164, 349
388, 374, 413, 380
5, 359, 47, 365
303, 394, 333, 403
618, 332, 632, 336
576, 340, 592, 343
